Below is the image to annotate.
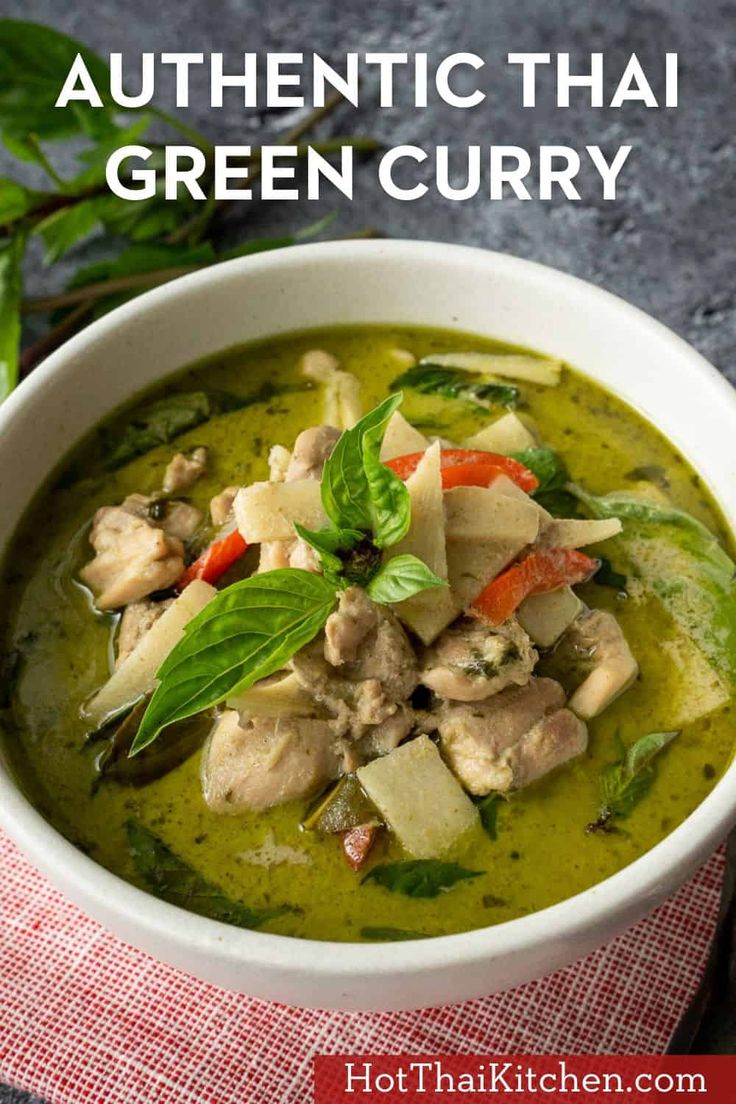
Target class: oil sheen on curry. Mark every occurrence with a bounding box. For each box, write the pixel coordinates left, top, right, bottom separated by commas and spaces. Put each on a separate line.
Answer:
1, 326, 734, 942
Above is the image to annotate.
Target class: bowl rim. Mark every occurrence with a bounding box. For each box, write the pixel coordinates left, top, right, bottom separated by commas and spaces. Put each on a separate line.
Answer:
1, 238, 734, 981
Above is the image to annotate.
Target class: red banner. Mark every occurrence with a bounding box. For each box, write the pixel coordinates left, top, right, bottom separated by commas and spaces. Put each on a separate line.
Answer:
315, 1055, 734, 1103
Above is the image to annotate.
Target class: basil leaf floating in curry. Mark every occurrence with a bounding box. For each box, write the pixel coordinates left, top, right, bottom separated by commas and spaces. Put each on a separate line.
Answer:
593, 557, 628, 594
126, 820, 290, 929
131, 569, 340, 754
391, 364, 519, 411
91, 697, 212, 788
360, 926, 429, 942
366, 554, 446, 605
587, 731, 680, 833
571, 486, 736, 686
475, 793, 501, 841
361, 860, 484, 898
321, 392, 411, 548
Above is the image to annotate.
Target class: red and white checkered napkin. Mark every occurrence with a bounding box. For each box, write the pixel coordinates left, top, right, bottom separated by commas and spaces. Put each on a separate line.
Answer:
0, 831, 725, 1104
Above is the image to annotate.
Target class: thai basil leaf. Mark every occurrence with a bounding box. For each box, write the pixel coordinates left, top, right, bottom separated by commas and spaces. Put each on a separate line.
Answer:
292, 523, 364, 581
127, 820, 290, 928
589, 731, 679, 830
35, 197, 106, 264
366, 554, 445, 605
321, 393, 410, 548
0, 178, 36, 223
131, 570, 339, 754
510, 447, 568, 494
0, 233, 24, 401
360, 926, 428, 941
0, 20, 118, 139
475, 793, 501, 840
92, 697, 211, 788
391, 365, 519, 410
361, 860, 483, 898
102, 388, 247, 469
571, 486, 736, 686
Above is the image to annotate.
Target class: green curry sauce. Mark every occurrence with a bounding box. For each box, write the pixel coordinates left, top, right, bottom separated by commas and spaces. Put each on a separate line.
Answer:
1, 325, 733, 941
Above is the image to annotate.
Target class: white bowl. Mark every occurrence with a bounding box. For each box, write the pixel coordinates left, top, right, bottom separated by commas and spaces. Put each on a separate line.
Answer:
1, 241, 734, 1011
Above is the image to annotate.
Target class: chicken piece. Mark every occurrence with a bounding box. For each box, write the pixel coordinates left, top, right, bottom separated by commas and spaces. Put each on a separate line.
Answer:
341, 704, 415, 772
257, 425, 340, 574
202, 710, 340, 813
433, 676, 587, 793
557, 609, 639, 720
285, 424, 341, 482
80, 506, 185, 609
210, 486, 239, 526
122, 493, 202, 542
291, 588, 418, 736
420, 617, 537, 701
115, 598, 171, 667
162, 446, 208, 494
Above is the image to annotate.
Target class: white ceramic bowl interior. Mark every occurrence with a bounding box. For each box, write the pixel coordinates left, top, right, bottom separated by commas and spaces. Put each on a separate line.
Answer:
0, 241, 734, 1011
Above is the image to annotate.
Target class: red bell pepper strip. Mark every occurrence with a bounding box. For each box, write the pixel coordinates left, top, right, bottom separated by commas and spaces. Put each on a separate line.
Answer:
385, 448, 538, 493
472, 548, 599, 626
341, 824, 379, 872
176, 529, 248, 590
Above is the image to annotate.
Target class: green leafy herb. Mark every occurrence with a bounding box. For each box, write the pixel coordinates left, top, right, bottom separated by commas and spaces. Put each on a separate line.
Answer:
475, 793, 501, 840
0, 20, 376, 396
360, 926, 428, 941
594, 557, 628, 593
366, 554, 445, 604
103, 389, 247, 469
510, 447, 567, 494
91, 697, 211, 788
391, 364, 519, 410
126, 820, 289, 928
131, 569, 339, 754
0, 233, 23, 400
361, 860, 483, 898
587, 731, 679, 832
571, 486, 736, 685
321, 393, 411, 549
292, 523, 366, 582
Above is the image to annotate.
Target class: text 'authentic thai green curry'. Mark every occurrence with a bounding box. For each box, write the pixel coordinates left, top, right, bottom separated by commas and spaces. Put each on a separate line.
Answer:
1, 326, 734, 942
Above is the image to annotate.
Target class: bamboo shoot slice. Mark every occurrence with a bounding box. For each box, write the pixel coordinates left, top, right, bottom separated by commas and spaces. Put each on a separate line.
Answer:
380, 412, 429, 460
234, 480, 327, 543
83, 579, 216, 726
538, 517, 623, 549
389, 442, 457, 643
420, 352, 562, 386
517, 586, 583, 647
463, 412, 537, 454
357, 735, 478, 858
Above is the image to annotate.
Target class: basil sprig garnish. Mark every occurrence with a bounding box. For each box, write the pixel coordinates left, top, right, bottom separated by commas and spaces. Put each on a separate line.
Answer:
131, 570, 339, 754
587, 730, 679, 832
320, 393, 410, 548
130, 396, 444, 757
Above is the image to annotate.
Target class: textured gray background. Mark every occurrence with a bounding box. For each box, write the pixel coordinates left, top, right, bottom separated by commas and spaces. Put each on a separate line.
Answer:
2, 0, 735, 1099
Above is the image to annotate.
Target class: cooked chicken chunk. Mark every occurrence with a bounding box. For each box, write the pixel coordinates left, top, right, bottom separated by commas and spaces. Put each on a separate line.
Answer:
433, 676, 587, 793
420, 617, 537, 701
210, 486, 239, 526
122, 493, 202, 542
162, 446, 208, 494
285, 424, 341, 482
115, 598, 171, 667
259, 424, 340, 574
80, 506, 185, 609
202, 710, 340, 812
291, 587, 418, 736
558, 609, 639, 720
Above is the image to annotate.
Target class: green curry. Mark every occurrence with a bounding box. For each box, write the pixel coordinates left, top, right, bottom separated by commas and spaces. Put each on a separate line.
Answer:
0, 325, 733, 942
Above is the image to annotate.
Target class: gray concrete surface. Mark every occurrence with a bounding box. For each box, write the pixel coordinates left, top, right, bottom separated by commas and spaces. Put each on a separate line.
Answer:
1, 0, 734, 1098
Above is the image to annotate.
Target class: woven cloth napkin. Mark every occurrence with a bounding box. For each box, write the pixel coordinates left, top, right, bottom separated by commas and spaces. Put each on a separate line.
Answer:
0, 830, 725, 1104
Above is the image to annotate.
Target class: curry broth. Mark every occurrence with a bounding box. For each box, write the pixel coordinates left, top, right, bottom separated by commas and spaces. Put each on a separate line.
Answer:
1, 325, 732, 941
